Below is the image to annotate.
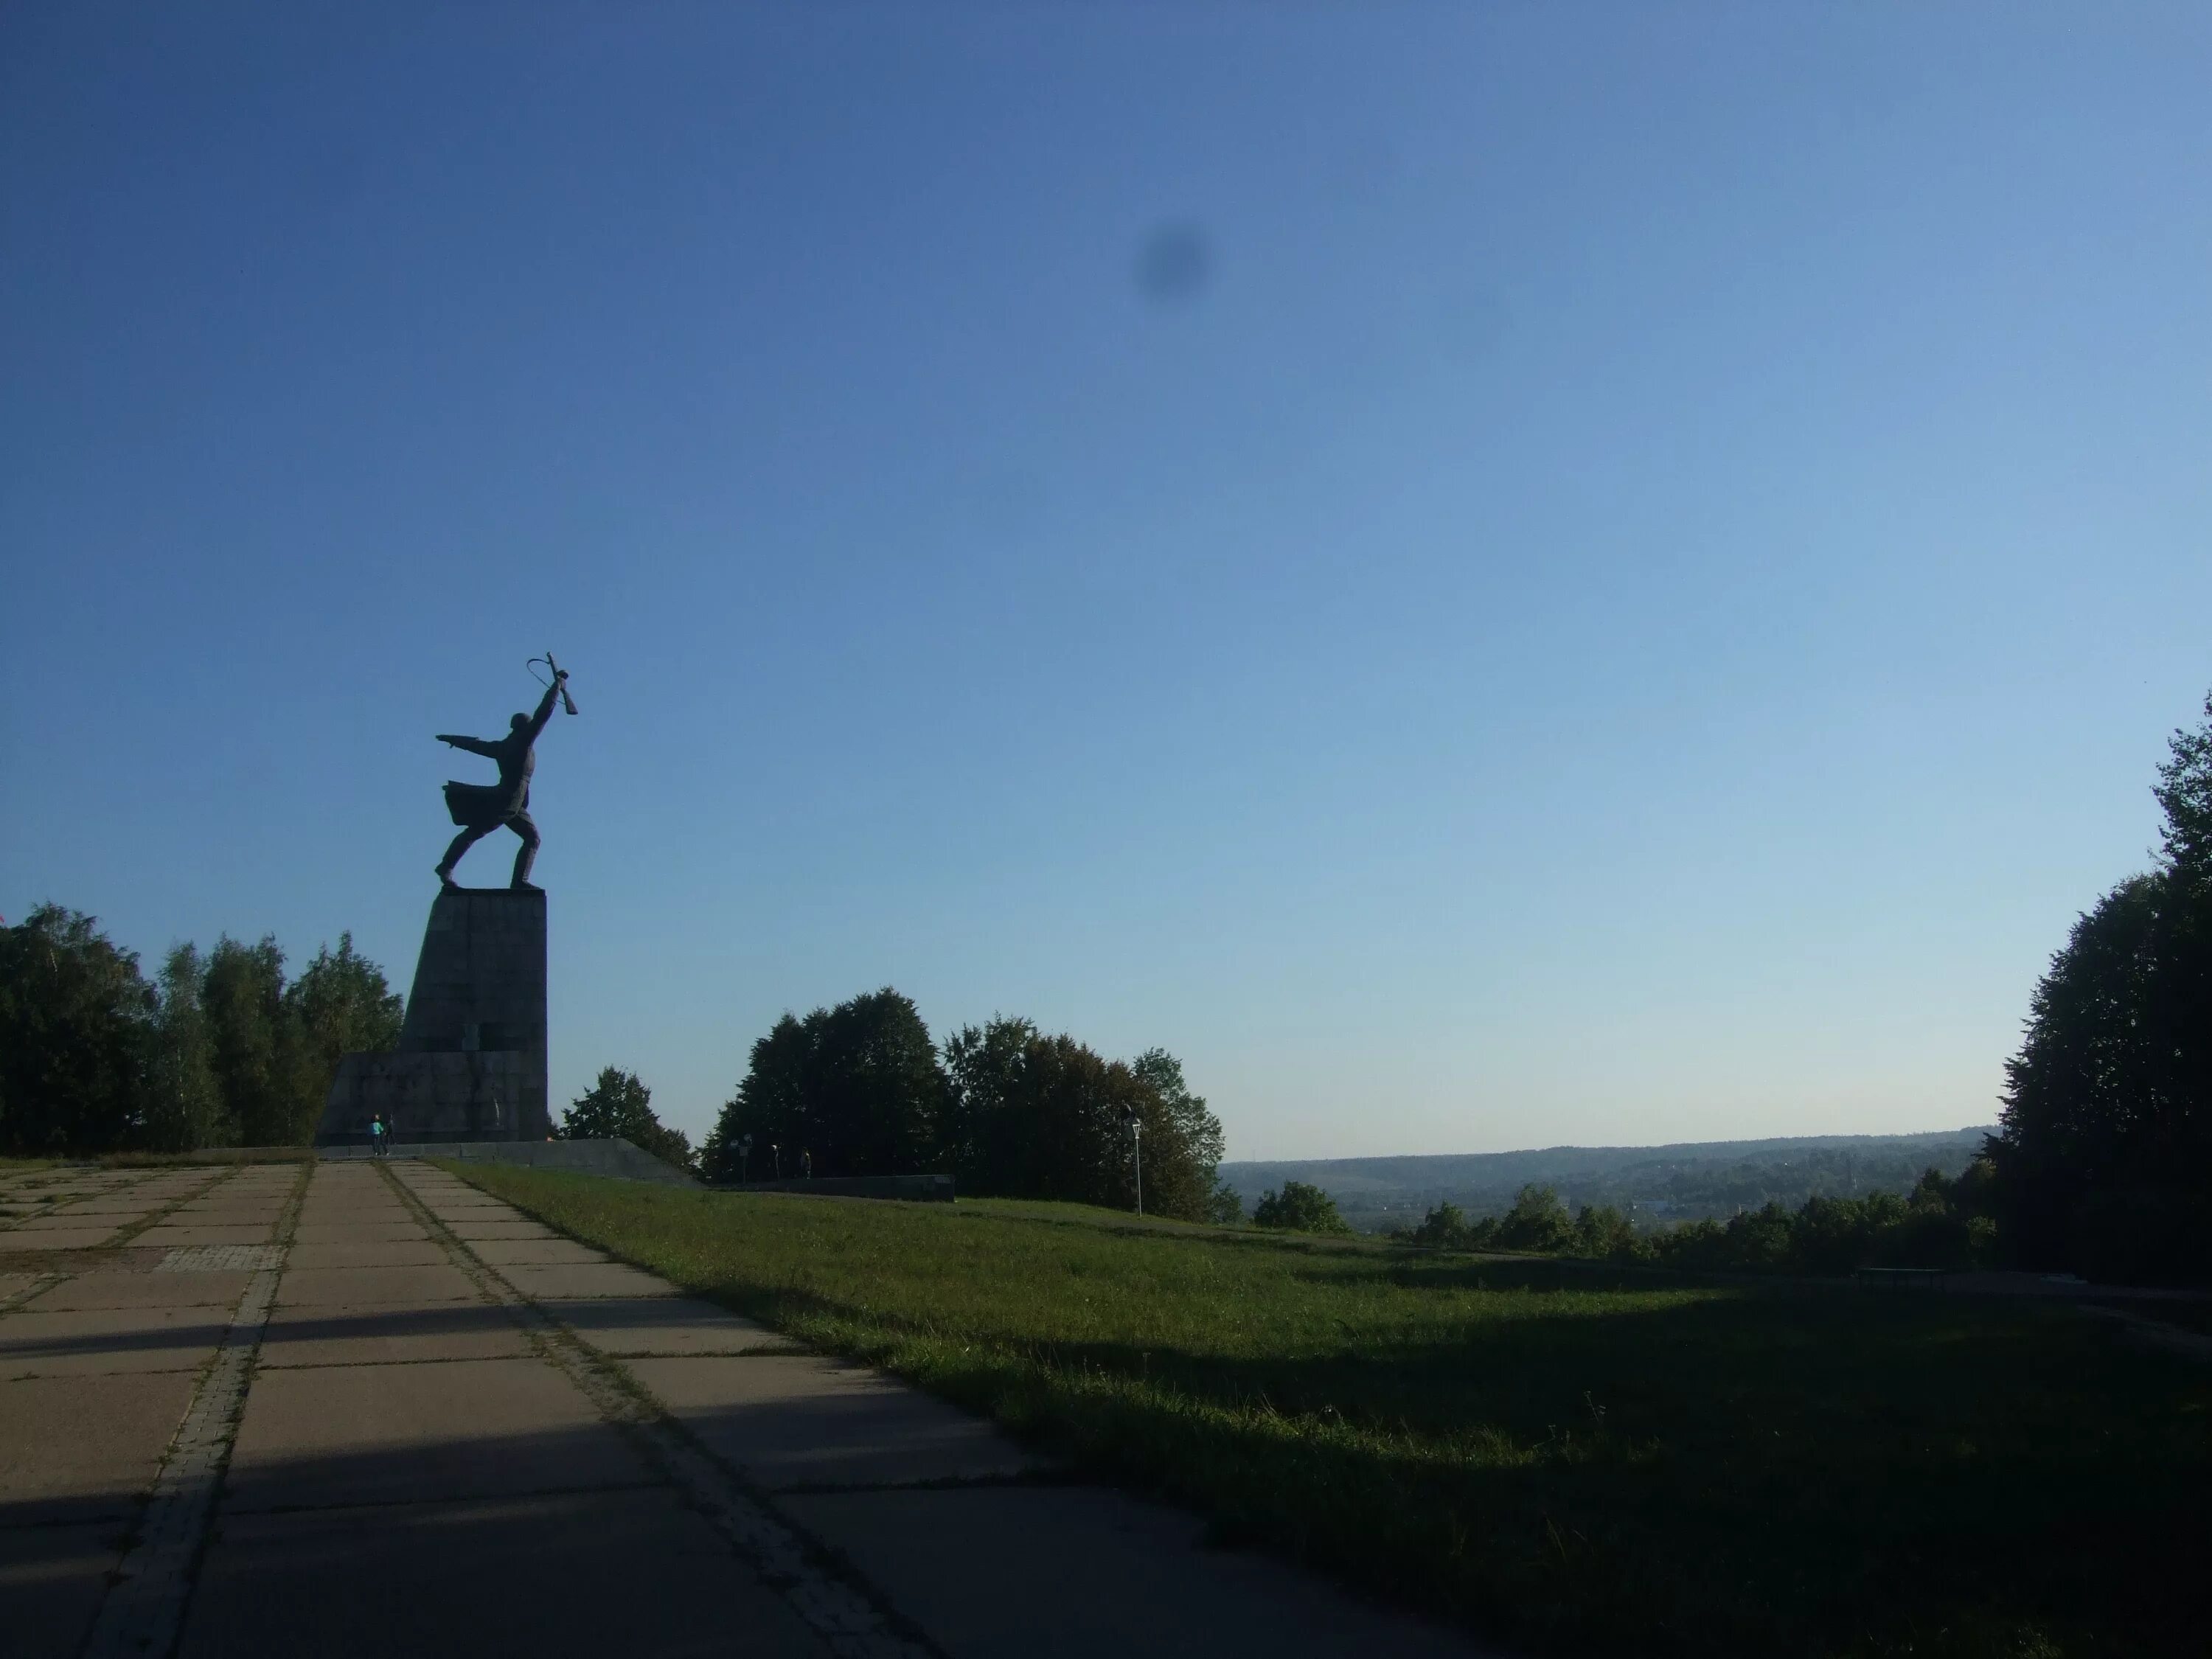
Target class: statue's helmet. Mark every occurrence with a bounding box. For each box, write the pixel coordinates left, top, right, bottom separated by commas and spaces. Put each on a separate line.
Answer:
510, 712, 529, 731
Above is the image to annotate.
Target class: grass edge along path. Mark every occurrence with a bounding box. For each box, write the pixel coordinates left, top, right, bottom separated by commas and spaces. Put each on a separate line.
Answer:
443, 1164, 2211, 1659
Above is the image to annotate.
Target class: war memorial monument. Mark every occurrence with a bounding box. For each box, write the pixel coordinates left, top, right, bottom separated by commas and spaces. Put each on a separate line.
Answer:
314, 658, 576, 1147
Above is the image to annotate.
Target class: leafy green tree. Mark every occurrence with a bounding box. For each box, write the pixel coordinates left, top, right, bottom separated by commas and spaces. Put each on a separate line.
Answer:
0, 912, 397, 1153
560, 1065, 694, 1170
987, 1032, 1126, 1206
1252, 1179, 1352, 1235
282, 933, 402, 1144
939, 1015, 1040, 1192
1141, 1053, 1230, 1221
704, 989, 945, 1181
144, 943, 230, 1152
939, 1024, 1224, 1220
1570, 1203, 1636, 1259
202, 935, 294, 1145
708, 995, 1229, 1219
1992, 690, 2212, 1281
1494, 1183, 1572, 1251
0, 905, 154, 1154
2154, 689, 2212, 872
1205, 1183, 1245, 1225
1411, 1200, 1473, 1248
703, 1011, 810, 1181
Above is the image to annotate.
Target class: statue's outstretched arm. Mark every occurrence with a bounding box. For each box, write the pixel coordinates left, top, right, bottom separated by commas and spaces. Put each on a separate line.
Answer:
438, 734, 498, 757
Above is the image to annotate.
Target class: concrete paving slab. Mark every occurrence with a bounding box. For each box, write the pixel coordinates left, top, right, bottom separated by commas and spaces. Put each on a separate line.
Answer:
179, 1489, 830, 1659
499, 1262, 678, 1299
176, 1192, 284, 1206
421, 1206, 525, 1222
0, 1272, 38, 1303
296, 1211, 414, 1228
0, 1372, 201, 1523
0, 1521, 125, 1659
467, 1239, 610, 1265
275, 1265, 482, 1308
24, 1270, 252, 1312
291, 1222, 428, 1245
779, 1485, 1498, 1659
223, 1360, 651, 1509
133, 1225, 274, 1247
284, 1239, 449, 1270
257, 1302, 532, 1368
540, 1297, 785, 1357
0, 1229, 124, 1251
445, 1219, 557, 1240
9, 1215, 125, 1236
170, 1207, 284, 1223
297, 1197, 411, 1210
0, 1305, 226, 1377
627, 1356, 1043, 1490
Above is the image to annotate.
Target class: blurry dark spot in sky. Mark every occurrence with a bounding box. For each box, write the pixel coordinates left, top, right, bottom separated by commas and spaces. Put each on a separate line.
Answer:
1135, 222, 1210, 305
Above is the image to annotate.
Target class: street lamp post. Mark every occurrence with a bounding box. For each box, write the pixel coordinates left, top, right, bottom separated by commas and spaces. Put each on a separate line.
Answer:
1121, 1107, 1143, 1216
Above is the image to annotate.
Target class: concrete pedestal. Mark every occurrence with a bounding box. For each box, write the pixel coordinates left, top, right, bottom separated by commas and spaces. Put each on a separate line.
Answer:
316, 888, 549, 1144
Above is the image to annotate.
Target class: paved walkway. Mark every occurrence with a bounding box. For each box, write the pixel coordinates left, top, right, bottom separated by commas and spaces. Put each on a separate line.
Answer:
1, 1158, 1496, 1658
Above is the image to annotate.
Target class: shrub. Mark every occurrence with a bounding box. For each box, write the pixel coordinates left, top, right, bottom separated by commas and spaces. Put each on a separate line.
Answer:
1253, 1180, 1352, 1235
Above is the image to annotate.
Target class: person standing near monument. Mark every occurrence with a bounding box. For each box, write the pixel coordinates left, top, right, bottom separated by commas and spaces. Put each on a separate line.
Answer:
434, 667, 569, 890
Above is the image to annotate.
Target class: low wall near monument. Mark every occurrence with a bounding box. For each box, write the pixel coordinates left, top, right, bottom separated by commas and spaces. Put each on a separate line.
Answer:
319, 1136, 698, 1186
316, 886, 550, 1144
709, 1174, 956, 1203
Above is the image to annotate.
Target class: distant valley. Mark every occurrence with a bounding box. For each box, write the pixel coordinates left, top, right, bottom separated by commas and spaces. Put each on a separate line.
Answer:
1220, 1127, 1994, 1233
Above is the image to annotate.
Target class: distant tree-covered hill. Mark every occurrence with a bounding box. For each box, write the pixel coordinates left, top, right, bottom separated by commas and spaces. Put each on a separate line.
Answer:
1220, 1128, 1992, 1233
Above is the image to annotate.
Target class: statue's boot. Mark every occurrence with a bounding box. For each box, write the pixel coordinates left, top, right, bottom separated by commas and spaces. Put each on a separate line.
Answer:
510, 840, 539, 891
437, 827, 479, 888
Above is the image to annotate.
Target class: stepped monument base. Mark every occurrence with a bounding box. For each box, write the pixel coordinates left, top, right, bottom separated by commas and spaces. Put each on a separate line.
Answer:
316, 887, 551, 1144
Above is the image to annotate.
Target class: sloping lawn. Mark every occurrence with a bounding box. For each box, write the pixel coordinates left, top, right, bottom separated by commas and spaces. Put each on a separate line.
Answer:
448, 1165, 2210, 1658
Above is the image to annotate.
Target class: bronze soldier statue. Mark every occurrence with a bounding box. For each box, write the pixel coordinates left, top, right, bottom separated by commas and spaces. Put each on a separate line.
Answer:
434, 666, 570, 890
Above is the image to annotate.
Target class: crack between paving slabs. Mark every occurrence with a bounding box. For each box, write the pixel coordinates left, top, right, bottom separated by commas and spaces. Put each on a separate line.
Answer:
101, 1164, 254, 1251
0, 1165, 246, 1274
376, 1158, 944, 1659
77, 1159, 311, 1659
0, 1167, 159, 1234
0, 1270, 65, 1315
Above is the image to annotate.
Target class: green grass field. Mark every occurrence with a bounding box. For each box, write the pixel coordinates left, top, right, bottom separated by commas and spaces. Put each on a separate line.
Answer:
449, 1167, 2209, 1658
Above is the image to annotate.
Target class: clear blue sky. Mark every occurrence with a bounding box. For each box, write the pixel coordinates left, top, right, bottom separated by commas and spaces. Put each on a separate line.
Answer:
4, 5, 2207, 1158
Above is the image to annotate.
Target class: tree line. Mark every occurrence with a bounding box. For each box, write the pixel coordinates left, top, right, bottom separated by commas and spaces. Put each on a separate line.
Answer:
1986, 689, 2212, 1284
0, 905, 401, 1155
696, 988, 1237, 1222
1397, 1164, 1997, 1275
1370, 689, 2212, 1285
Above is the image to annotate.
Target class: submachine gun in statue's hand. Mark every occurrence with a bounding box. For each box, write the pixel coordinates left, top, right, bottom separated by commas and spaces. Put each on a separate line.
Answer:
532, 653, 579, 716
